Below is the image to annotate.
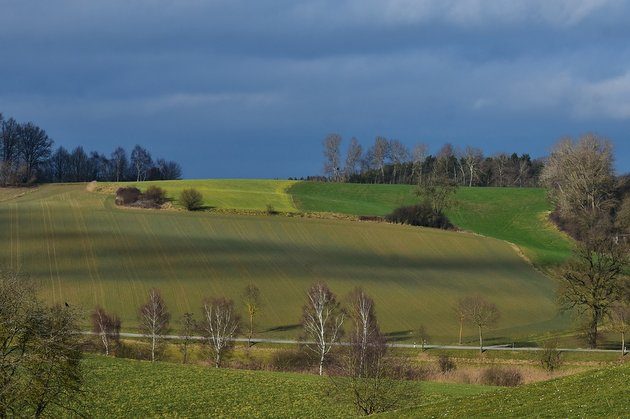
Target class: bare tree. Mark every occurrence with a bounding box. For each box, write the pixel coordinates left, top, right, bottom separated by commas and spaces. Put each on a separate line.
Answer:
460, 295, 500, 353
346, 288, 380, 375
242, 284, 262, 346
130, 144, 152, 182
138, 288, 171, 362
609, 302, 630, 356
91, 306, 121, 356
1, 270, 83, 417
416, 170, 458, 215
179, 312, 197, 364
369, 137, 389, 183
344, 137, 363, 181
0, 117, 21, 186
323, 134, 342, 182
454, 298, 467, 345
558, 231, 627, 348
110, 147, 128, 182
201, 297, 240, 368
410, 143, 428, 183
417, 324, 430, 351
541, 135, 616, 224
17, 122, 53, 183
388, 140, 409, 184
332, 288, 408, 415
302, 282, 345, 375
463, 146, 483, 187
493, 153, 509, 187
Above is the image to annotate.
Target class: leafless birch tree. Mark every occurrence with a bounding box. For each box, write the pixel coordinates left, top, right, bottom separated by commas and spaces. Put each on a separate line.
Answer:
369, 137, 389, 183
332, 288, 408, 415
463, 146, 483, 187
388, 140, 409, 184
138, 288, 170, 362
302, 282, 344, 375
91, 306, 121, 356
323, 134, 342, 182
346, 288, 381, 376
344, 137, 363, 180
201, 297, 240, 368
460, 295, 500, 353
410, 143, 427, 183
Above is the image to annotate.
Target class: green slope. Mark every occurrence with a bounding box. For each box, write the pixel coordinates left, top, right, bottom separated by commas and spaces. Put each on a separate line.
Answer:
289, 182, 572, 267
389, 363, 630, 417
0, 184, 566, 342
65, 356, 490, 418
107, 179, 298, 212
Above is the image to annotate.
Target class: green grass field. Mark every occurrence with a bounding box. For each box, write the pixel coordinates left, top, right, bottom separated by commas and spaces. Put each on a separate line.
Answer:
392, 362, 630, 417
0, 183, 568, 342
65, 355, 491, 418
62, 355, 628, 418
289, 182, 572, 266
107, 179, 298, 212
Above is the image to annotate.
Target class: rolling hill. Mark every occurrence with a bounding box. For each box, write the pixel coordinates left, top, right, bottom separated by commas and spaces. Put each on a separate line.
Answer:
64, 355, 490, 418
288, 182, 572, 267
0, 182, 568, 342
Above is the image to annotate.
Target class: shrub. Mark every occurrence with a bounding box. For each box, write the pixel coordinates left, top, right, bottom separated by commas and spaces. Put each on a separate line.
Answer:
539, 340, 563, 372
437, 353, 456, 373
143, 186, 167, 206
179, 188, 204, 211
480, 366, 523, 387
115, 187, 141, 205
385, 202, 452, 229
269, 349, 312, 372
266, 204, 277, 215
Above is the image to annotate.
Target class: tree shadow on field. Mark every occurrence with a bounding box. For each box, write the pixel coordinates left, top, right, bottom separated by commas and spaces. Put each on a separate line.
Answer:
264, 324, 301, 333
384, 330, 413, 342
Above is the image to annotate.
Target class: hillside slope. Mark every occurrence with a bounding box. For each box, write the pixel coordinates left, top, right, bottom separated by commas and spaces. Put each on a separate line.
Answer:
389, 362, 630, 417
0, 184, 566, 342
289, 182, 572, 266
66, 356, 490, 418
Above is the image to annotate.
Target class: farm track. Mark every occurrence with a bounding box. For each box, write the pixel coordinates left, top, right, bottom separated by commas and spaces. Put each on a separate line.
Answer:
82, 331, 624, 354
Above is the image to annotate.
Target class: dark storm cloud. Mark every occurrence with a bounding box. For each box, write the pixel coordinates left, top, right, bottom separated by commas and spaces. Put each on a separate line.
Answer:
1, 0, 629, 177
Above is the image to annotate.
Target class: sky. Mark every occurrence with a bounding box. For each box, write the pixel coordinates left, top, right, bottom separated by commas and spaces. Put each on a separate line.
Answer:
1, 0, 629, 178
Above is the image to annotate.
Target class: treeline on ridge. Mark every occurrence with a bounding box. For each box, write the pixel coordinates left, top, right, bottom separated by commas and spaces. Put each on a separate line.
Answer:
320, 134, 543, 187
0, 113, 182, 186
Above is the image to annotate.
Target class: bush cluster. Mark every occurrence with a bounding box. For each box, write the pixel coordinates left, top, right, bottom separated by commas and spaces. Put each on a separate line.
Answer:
115, 186, 167, 208
269, 349, 313, 372
115, 187, 141, 205
180, 188, 204, 211
479, 366, 523, 387
437, 353, 456, 373
385, 202, 453, 229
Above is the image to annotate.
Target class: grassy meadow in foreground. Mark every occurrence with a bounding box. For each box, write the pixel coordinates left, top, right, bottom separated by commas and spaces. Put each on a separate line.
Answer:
392, 362, 630, 417
66, 355, 491, 418
0, 183, 567, 342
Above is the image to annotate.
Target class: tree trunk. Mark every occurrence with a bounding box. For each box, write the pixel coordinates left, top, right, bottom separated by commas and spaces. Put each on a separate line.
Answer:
215, 352, 221, 368
622, 332, 626, 357
319, 352, 325, 376
248, 315, 253, 347
458, 319, 463, 345
478, 326, 483, 354
587, 312, 598, 349
151, 333, 156, 362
